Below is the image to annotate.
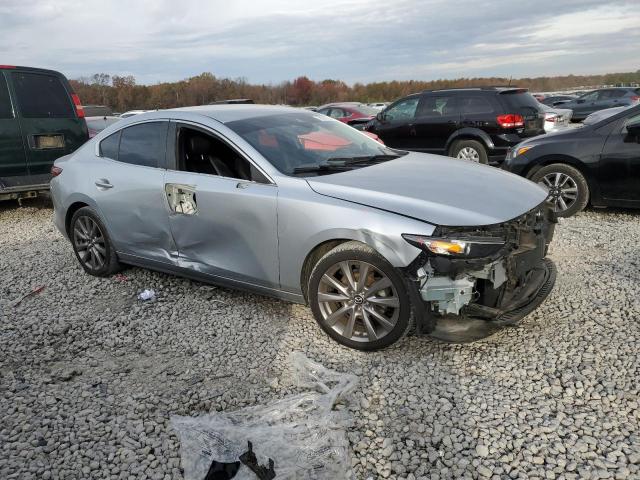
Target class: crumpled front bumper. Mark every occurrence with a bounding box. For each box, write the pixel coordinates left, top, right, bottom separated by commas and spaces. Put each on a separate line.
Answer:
406, 203, 557, 341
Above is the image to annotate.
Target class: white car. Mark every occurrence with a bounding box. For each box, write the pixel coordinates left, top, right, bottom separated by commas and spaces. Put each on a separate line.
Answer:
368, 102, 389, 111
540, 104, 572, 132
119, 110, 152, 118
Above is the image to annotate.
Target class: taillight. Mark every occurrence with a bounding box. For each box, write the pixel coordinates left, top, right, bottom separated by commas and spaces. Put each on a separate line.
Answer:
631, 96, 640, 103
71, 93, 85, 118
545, 115, 559, 123
51, 166, 63, 177
496, 114, 525, 128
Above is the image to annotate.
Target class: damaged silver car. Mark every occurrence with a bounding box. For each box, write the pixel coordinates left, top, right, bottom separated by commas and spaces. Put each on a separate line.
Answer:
50, 106, 556, 350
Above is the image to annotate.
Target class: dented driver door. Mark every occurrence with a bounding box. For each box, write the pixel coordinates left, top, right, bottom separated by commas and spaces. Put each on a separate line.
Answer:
163, 171, 280, 291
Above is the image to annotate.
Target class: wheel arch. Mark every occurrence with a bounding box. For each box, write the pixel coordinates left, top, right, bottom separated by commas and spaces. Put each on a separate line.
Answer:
445, 128, 494, 155
65, 201, 90, 237
522, 154, 593, 186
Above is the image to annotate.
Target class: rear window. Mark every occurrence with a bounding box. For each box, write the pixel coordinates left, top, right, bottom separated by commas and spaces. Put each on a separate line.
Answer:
0, 74, 13, 119
499, 91, 542, 113
11, 72, 74, 118
117, 122, 168, 168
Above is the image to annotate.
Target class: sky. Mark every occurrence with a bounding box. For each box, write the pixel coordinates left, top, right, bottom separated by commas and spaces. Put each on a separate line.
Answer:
1, 0, 639, 85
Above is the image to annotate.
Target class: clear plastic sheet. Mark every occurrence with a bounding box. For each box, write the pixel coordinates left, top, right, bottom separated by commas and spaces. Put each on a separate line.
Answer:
171, 352, 358, 480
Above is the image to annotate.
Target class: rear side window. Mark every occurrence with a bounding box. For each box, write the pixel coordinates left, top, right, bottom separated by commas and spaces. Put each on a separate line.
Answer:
117, 122, 168, 168
499, 91, 541, 113
0, 74, 13, 119
11, 72, 74, 118
416, 95, 459, 117
459, 96, 494, 114
99, 131, 121, 160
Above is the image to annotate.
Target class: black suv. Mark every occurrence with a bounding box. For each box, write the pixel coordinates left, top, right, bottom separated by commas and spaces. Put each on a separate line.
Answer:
366, 87, 545, 164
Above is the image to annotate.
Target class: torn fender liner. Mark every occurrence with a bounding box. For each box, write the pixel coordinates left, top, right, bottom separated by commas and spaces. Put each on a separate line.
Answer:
171, 353, 358, 480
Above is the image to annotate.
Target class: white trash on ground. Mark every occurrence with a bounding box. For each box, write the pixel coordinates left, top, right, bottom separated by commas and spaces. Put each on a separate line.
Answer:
171, 352, 358, 480
137, 289, 156, 301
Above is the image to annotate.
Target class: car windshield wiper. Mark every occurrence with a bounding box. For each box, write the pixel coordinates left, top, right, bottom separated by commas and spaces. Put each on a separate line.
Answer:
291, 163, 353, 175
326, 153, 407, 165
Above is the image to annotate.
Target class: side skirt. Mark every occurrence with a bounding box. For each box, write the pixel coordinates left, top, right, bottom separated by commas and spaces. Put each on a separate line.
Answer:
117, 252, 305, 304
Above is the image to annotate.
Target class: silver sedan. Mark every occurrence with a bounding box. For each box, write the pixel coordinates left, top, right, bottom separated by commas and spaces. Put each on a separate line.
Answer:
50, 106, 556, 350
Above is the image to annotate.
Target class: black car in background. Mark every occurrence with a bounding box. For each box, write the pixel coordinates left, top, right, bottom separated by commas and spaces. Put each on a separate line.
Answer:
559, 87, 640, 121
366, 87, 545, 164
502, 105, 640, 217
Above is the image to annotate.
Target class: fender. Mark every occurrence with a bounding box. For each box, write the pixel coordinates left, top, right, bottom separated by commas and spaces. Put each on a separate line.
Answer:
445, 128, 495, 154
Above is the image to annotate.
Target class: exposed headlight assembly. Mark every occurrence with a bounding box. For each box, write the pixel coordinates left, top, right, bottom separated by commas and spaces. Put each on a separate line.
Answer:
402, 234, 506, 258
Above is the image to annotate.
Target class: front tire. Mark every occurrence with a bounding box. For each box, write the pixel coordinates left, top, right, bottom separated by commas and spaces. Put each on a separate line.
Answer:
307, 241, 413, 351
70, 207, 121, 276
450, 139, 488, 164
529, 163, 589, 217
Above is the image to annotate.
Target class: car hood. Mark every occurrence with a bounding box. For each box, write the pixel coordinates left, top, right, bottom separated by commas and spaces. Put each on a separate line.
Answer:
306, 152, 548, 227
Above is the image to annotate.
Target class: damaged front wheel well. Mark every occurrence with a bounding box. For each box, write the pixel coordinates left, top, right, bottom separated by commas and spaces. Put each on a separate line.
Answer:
300, 239, 351, 303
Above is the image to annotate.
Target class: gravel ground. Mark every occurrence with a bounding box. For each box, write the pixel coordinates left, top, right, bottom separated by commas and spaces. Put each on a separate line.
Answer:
1, 198, 639, 480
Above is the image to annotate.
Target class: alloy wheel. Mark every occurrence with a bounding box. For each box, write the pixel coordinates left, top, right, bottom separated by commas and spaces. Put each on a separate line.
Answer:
316, 260, 400, 343
456, 147, 480, 162
539, 172, 578, 213
73, 216, 107, 270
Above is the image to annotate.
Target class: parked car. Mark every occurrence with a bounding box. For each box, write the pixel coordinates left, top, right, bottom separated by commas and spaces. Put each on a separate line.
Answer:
0, 65, 88, 201
209, 99, 254, 105
83, 105, 112, 117
558, 88, 640, 121
503, 104, 640, 217
317, 102, 379, 129
540, 95, 577, 107
368, 102, 389, 110
366, 87, 545, 164
50, 106, 556, 350
540, 104, 572, 132
583, 105, 631, 125
120, 110, 154, 118
85, 116, 121, 138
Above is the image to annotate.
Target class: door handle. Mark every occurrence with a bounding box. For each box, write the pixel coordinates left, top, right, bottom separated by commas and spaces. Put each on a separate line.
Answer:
236, 182, 250, 189
95, 179, 113, 189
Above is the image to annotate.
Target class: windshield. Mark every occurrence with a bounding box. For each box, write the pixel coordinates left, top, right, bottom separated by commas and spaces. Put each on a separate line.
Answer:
226, 111, 401, 176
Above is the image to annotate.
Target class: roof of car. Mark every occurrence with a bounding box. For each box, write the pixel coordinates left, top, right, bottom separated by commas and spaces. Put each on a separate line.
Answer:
169, 104, 305, 123
422, 87, 528, 94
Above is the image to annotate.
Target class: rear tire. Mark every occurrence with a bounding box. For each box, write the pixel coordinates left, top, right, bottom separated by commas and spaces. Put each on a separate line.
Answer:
308, 241, 413, 351
450, 139, 488, 164
70, 207, 121, 276
529, 163, 589, 217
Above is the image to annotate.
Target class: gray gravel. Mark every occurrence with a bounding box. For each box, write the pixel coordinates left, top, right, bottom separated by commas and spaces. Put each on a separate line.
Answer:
1, 198, 639, 480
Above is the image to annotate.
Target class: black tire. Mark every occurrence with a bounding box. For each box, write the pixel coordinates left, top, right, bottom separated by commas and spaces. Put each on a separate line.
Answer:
308, 241, 413, 351
528, 163, 589, 218
69, 207, 121, 276
450, 139, 488, 164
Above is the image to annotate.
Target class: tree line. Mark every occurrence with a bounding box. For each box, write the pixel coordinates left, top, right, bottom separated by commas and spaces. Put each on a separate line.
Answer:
70, 70, 640, 112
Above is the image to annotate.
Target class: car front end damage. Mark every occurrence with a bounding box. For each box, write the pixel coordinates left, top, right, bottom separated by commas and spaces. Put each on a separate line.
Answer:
402, 203, 557, 341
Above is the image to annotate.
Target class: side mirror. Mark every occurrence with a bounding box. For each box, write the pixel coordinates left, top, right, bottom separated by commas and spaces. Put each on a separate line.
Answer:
376, 112, 385, 122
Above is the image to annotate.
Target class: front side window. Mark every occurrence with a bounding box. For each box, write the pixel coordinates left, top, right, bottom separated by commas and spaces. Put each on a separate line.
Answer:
227, 112, 400, 176
580, 91, 599, 101
0, 74, 13, 119
176, 125, 268, 182
11, 72, 74, 118
117, 122, 168, 168
385, 97, 419, 121
328, 108, 346, 119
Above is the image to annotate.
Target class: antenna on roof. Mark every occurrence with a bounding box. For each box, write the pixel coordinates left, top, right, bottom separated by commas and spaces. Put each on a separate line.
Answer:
507, 76, 512, 87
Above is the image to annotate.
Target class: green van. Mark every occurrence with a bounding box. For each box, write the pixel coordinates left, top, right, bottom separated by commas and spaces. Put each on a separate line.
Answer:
0, 65, 89, 201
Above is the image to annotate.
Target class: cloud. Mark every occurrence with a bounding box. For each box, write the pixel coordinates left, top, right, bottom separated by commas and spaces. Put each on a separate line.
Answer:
0, 0, 638, 84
